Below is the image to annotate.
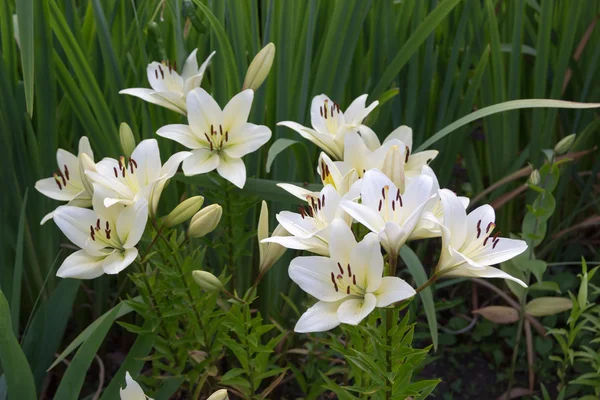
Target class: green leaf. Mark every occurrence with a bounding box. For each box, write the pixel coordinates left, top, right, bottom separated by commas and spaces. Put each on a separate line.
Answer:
400, 246, 437, 350
15, 0, 34, 116
525, 297, 573, 317
49, 298, 137, 370
416, 99, 600, 152
528, 281, 561, 294
0, 289, 37, 400
10, 190, 27, 336
266, 138, 310, 174
370, 0, 462, 100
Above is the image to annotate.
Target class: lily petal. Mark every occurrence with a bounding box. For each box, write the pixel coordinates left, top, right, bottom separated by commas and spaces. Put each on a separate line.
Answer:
438, 189, 468, 249
384, 125, 413, 150
131, 139, 162, 185
261, 235, 329, 256
340, 200, 386, 234
328, 219, 356, 268
223, 89, 253, 132
183, 51, 216, 93
373, 277, 416, 307
277, 121, 341, 160
294, 300, 342, 333
182, 148, 220, 176
103, 248, 138, 275
444, 264, 528, 287
216, 155, 246, 188
157, 124, 203, 149
56, 249, 106, 279
186, 88, 223, 136
289, 256, 346, 302
223, 123, 271, 159
119, 88, 186, 115
53, 206, 98, 249
472, 237, 528, 266
180, 49, 199, 80
117, 200, 149, 249
35, 177, 80, 201
337, 293, 377, 325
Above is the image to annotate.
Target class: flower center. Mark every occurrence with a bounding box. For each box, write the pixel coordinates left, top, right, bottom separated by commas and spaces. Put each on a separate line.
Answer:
298, 193, 328, 228
463, 219, 500, 256
319, 160, 336, 188
112, 156, 142, 192
376, 185, 402, 221
203, 124, 229, 153
53, 164, 71, 190
319, 99, 342, 133
89, 218, 122, 249
153, 60, 178, 80
330, 262, 364, 296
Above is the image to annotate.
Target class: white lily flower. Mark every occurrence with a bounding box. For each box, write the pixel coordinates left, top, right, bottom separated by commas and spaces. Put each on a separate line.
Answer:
278, 152, 359, 201
54, 188, 148, 279
435, 189, 528, 286
340, 169, 435, 258
383, 125, 439, 178
334, 131, 391, 179
157, 88, 271, 189
35, 137, 95, 225
261, 185, 345, 256
120, 50, 215, 115
278, 94, 379, 160
120, 372, 153, 400
409, 166, 469, 240
85, 139, 190, 217
290, 219, 415, 333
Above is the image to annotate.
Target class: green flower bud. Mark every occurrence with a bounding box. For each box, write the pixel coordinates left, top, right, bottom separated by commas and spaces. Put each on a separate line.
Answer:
242, 43, 275, 91
188, 204, 222, 238
553, 133, 576, 156
78, 153, 96, 196
207, 389, 229, 400
119, 123, 137, 157
163, 196, 205, 228
192, 270, 223, 292
528, 169, 540, 186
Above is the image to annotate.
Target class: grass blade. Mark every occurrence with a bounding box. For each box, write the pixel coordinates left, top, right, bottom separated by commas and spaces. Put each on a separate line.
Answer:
15, 0, 34, 116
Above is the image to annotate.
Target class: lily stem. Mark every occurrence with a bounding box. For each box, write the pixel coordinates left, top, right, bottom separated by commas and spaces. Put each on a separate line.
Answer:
385, 253, 399, 400
224, 182, 236, 292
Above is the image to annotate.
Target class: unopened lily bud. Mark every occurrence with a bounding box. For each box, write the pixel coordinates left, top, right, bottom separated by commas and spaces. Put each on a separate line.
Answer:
78, 153, 96, 195
553, 133, 576, 156
192, 270, 223, 292
207, 389, 229, 400
528, 169, 540, 186
258, 201, 289, 274
188, 204, 222, 238
119, 123, 137, 157
163, 196, 204, 227
242, 42, 275, 91
382, 144, 406, 193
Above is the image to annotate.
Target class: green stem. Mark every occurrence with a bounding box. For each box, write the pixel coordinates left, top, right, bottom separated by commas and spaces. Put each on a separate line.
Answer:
385, 253, 399, 400
224, 183, 236, 291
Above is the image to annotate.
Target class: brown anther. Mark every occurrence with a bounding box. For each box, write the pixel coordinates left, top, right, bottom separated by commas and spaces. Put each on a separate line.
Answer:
337, 262, 344, 275
210, 124, 214, 134
317, 197, 321, 210
331, 105, 334, 117
492, 238, 500, 249
320, 106, 323, 117
122, 167, 126, 177
129, 161, 134, 174
347, 263, 352, 277
89, 225, 96, 241
398, 194, 403, 207
492, 231, 501, 241
225, 131, 229, 142
219, 125, 223, 135
352, 274, 356, 285
331, 272, 338, 292
486, 222, 494, 233
392, 200, 395, 211
158, 65, 164, 79
113, 167, 118, 178
106, 221, 110, 230
336, 103, 340, 113
57, 170, 67, 186
53, 174, 62, 190
381, 187, 386, 199
346, 286, 350, 295
378, 199, 382, 211
322, 194, 325, 207
96, 218, 101, 230
405, 146, 410, 163
64, 165, 70, 180
130, 158, 138, 168
325, 164, 330, 176
483, 236, 491, 246
105, 229, 111, 240
298, 206, 306, 219
155, 69, 158, 79
476, 220, 482, 239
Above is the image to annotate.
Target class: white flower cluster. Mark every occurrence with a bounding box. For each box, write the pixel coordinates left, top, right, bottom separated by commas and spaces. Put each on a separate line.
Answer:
36, 49, 272, 279
263, 94, 528, 333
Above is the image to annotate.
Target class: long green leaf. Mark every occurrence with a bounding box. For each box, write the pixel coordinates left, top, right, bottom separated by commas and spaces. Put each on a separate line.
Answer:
15, 0, 34, 116
10, 190, 27, 336
53, 303, 123, 399
417, 99, 600, 152
48, 299, 137, 370
400, 246, 438, 351
0, 290, 36, 400
370, 0, 462, 100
